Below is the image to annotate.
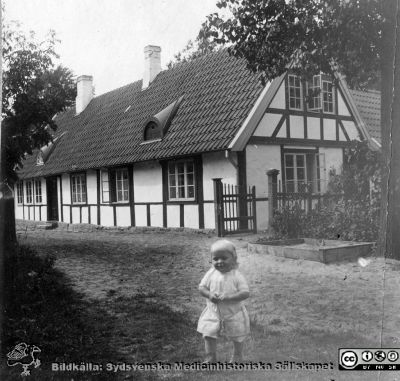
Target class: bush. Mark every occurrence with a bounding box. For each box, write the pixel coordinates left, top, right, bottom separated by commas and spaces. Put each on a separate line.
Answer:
271, 141, 381, 242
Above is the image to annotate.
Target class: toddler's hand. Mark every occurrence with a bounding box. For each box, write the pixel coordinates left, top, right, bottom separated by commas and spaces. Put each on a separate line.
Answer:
209, 292, 220, 303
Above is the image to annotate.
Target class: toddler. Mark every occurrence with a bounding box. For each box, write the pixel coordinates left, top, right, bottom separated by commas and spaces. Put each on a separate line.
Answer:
197, 239, 250, 363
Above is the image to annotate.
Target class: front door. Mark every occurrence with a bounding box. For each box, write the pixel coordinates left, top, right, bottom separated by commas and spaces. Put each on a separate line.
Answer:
46, 177, 59, 221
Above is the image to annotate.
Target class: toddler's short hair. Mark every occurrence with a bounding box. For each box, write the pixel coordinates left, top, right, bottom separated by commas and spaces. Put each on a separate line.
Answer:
211, 239, 238, 268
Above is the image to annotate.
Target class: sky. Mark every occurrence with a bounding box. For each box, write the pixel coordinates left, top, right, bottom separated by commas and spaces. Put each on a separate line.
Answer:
4, 0, 221, 95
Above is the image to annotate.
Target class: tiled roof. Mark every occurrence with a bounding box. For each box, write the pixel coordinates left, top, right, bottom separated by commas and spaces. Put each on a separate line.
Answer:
18, 50, 264, 179
350, 89, 381, 143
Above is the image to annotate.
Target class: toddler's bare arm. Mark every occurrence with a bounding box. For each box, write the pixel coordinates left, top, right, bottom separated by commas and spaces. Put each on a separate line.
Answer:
199, 286, 220, 303
221, 290, 249, 302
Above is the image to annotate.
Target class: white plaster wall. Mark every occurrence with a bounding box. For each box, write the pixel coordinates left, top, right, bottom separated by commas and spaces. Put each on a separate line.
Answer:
87, 170, 97, 205
100, 206, 114, 226
134, 161, 162, 202
82, 207, 89, 223
150, 205, 163, 227
324, 119, 336, 140
135, 205, 147, 227
72, 207, 80, 224
254, 113, 282, 137
246, 144, 281, 198
269, 82, 285, 109
307, 117, 320, 140
167, 205, 180, 228
15, 204, 24, 219
342, 121, 360, 141
276, 121, 287, 138
62, 174, 71, 204
338, 126, 347, 141
202, 151, 237, 201
184, 205, 199, 229
256, 200, 269, 231
90, 206, 98, 225
320, 147, 343, 177
290, 116, 304, 139
116, 207, 131, 227
63, 206, 70, 223
338, 92, 351, 116
204, 203, 215, 229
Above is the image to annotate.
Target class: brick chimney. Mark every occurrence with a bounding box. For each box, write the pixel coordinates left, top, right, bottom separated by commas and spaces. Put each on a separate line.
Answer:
142, 45, 161, 90
76, 75, 94, 114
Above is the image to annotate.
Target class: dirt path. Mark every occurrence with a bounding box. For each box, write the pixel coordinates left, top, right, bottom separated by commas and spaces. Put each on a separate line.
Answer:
17, 224, 400, 381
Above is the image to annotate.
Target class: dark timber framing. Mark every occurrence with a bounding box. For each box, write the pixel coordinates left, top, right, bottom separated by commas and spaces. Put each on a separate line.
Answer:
128, 164, 135, 227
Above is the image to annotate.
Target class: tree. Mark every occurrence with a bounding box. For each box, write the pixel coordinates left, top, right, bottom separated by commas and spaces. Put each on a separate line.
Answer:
167, 22, 222, 68
206, 0, 399, 259
0, 18, 76, 248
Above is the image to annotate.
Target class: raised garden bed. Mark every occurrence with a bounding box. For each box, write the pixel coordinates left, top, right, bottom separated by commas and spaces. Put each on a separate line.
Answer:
248, 238, 373, 264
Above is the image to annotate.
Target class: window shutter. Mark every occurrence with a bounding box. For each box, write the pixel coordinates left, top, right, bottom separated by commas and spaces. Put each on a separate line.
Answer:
109, 169, 116, 202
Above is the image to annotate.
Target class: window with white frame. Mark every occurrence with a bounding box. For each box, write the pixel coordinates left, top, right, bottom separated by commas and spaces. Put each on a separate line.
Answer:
101, 168, 129, 203
115, 168, 129, 202
71, 173, 87, 204
307, 75, 322, 111
168, 160, 195, 201
288, 74, 303, 110
284, 152, 325, 193
322, 79, 334, 113
26, 180, 33, 204
307, 74, 334, 113
34, 180, 42, 204
101, 170, 110, 203
17, 182, 24, 204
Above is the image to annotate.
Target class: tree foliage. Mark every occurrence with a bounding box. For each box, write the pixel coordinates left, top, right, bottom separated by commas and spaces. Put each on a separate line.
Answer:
167, 22, 222, 68
2, 21, 76, 182
206, 0, 382, 88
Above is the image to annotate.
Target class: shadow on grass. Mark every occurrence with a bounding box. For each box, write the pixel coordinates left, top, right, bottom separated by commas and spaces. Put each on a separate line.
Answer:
1, 244, 201, 381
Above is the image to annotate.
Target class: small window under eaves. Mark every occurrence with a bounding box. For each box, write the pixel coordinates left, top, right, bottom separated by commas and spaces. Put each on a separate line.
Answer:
144, 121, 161, 141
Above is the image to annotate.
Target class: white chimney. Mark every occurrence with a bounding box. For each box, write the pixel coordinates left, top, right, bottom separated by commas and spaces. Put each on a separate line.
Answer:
142, 45, 161, 90
76, 75, 94, 114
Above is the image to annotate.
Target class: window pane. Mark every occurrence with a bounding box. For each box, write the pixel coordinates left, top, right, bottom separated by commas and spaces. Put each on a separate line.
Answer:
170, 187, 176, 199
296, 155, 305, 167
186, 162, 194, 173
188, 186, 194, 198
187, 173, 194, 186
178, 186, 185, 198
297, 168, 306, 181
123, 190, 129, 201
177, 163, 185, 174
117, 190, 122, 201
103, 191, 109, 203
286, 181, 295, 193
168, 164, 175, 174
285, 155, 294, 167
178, 173, 185, 186
169, 174, 176, 186
286, 168, 294, 180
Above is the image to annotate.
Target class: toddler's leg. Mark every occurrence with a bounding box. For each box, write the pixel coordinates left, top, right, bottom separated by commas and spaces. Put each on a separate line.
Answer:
230, 340, 244, 363
203, 336, 217, 363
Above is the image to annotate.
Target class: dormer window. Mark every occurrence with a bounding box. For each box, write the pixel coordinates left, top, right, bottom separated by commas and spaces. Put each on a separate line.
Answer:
288, 74, 303, 110
144, 121, 161, 141
36, 152, 44, 166
142, 96, 183, 143
307, 74, 334, 113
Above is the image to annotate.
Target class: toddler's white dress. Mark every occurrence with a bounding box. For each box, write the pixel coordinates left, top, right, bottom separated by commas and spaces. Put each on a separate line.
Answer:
197, 267, 250, 342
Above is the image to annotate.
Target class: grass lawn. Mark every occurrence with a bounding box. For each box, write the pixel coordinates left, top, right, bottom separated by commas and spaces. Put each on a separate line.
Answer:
3, 223, 400, 380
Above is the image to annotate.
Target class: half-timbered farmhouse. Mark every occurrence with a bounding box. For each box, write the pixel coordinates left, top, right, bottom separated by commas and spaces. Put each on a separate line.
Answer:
15, 46, 380, 234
